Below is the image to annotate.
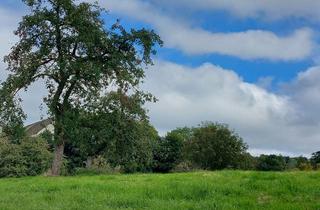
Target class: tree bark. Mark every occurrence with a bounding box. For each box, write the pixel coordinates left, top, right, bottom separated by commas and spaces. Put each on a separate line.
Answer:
50, 142, 65, 176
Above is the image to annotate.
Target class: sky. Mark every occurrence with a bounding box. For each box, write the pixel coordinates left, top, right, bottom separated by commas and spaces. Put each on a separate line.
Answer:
1, 0, 320, 156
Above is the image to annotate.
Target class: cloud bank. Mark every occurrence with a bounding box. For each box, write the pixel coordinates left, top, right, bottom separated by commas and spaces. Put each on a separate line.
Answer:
149, 0, 320, 21
143, 61, 320, 155
95, 0, 315, 61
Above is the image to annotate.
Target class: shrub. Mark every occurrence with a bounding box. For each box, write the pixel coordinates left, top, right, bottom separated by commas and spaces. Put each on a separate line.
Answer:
256, 155, 286, 171
298, 163, 313, 171
152, 132, 184, 172
0, 138, 27, 177
172, 161, 195, 173
75, 156, 121, 175
311, 151, 320, 170
0, 137, 52, 177
238, 152, 257, 170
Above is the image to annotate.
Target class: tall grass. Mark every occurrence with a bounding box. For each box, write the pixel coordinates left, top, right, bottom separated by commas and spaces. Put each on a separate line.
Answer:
0, 171, 319, 210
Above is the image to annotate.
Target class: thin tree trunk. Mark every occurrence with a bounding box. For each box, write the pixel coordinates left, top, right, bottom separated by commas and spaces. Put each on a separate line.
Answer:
50, 142, 65, 176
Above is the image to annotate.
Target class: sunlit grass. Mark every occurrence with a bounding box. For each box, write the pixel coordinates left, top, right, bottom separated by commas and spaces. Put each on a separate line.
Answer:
0, 171, 319, 210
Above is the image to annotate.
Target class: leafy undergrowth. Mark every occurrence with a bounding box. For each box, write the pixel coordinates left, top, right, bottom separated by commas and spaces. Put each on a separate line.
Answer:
0, 171, 319, 210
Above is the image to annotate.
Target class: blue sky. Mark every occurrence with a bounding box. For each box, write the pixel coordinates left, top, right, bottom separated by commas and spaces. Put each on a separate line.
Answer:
1, 0, 320, 156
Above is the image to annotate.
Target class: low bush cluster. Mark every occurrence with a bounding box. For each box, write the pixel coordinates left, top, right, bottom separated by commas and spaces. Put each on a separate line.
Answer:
0, 137, 52, 177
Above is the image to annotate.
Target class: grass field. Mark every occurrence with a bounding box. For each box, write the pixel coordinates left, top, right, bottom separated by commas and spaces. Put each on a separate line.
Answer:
0, 171, 319, 210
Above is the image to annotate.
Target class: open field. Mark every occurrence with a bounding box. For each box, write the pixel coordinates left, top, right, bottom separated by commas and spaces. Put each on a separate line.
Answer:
0, 171, 319, 210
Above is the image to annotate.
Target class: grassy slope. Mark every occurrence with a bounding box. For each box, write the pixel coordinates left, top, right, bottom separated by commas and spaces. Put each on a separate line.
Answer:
0, 171, 319, 210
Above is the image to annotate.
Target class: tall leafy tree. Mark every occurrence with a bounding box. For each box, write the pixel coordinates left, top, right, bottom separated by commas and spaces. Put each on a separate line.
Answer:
0, 0, 162, 175
184, 122, 248, 170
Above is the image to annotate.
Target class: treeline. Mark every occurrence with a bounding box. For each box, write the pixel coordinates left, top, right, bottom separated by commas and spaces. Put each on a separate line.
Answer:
1, 119, 319, 177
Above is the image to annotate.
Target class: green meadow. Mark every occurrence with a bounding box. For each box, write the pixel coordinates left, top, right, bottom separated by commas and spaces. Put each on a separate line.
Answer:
0, 171, 319, 210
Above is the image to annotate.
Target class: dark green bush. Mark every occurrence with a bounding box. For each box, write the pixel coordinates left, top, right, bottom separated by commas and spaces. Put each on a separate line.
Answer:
0, 139, 27, 177
184, 122, 248, 170
238, 152, 257, 170
152, 132, 184, 172
0, 137, 52, 177
256, 155, 286, 171
311, 151, 320, 169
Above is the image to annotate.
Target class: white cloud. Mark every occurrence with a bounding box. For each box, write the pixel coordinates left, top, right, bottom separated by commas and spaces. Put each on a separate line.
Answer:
282, 66, 320, 126
95, 0, 315, 61
0, 7, 21, 80
0, 5, 45, 123
143, 61, 320, 155
149, 0, 320, 21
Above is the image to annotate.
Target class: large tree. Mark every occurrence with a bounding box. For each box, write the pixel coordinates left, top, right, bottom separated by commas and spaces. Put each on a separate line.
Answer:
184, 122, 248, 170
0, 0, 162, 175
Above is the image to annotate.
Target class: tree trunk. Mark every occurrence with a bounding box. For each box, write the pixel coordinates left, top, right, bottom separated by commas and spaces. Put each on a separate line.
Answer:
50, 142, 65, 176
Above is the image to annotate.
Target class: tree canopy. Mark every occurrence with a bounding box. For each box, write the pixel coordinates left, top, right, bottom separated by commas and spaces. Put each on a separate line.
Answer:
184, 122, 248, 170
0, 0, 162, 175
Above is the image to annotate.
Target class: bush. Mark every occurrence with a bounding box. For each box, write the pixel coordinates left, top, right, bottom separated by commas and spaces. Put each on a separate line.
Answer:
102, 121, 157, 173
152, 132, 184, 172
0, 138, 27, 177
184, 122, 248, 170
256, 155, 286, 171
238, 153, 257, 170
172, 161, 196, 173
0, 137, 52, 177
298, 163, 313, 171
75, 156, 121, 175
311, 151, 320, 170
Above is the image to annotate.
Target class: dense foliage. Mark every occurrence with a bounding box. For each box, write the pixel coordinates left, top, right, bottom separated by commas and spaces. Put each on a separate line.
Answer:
256, 155, 287, 171
41, 94, 160, 174
0, 0, 162, 175
311, 151, 320, 169
0, 137, 52, 177
152, 132, 184, 172
184, 123, 248, 170
0, 119, 319, 177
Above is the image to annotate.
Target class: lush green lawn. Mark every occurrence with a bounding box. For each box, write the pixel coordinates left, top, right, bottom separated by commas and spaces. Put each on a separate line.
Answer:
0, 171, 319, 210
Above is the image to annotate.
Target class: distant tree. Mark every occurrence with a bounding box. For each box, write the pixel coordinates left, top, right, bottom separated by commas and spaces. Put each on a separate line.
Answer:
284, 156, 298, 170
256, 155, 286, 171
0, 0, 162, 175
238, 152, 257, 170
295, 156, 312, 171
311, 151, 320, 169
295, 156, 310, 167
152, 130, 184, 172
104, 118, 159, 173
184, 122, 248, 170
